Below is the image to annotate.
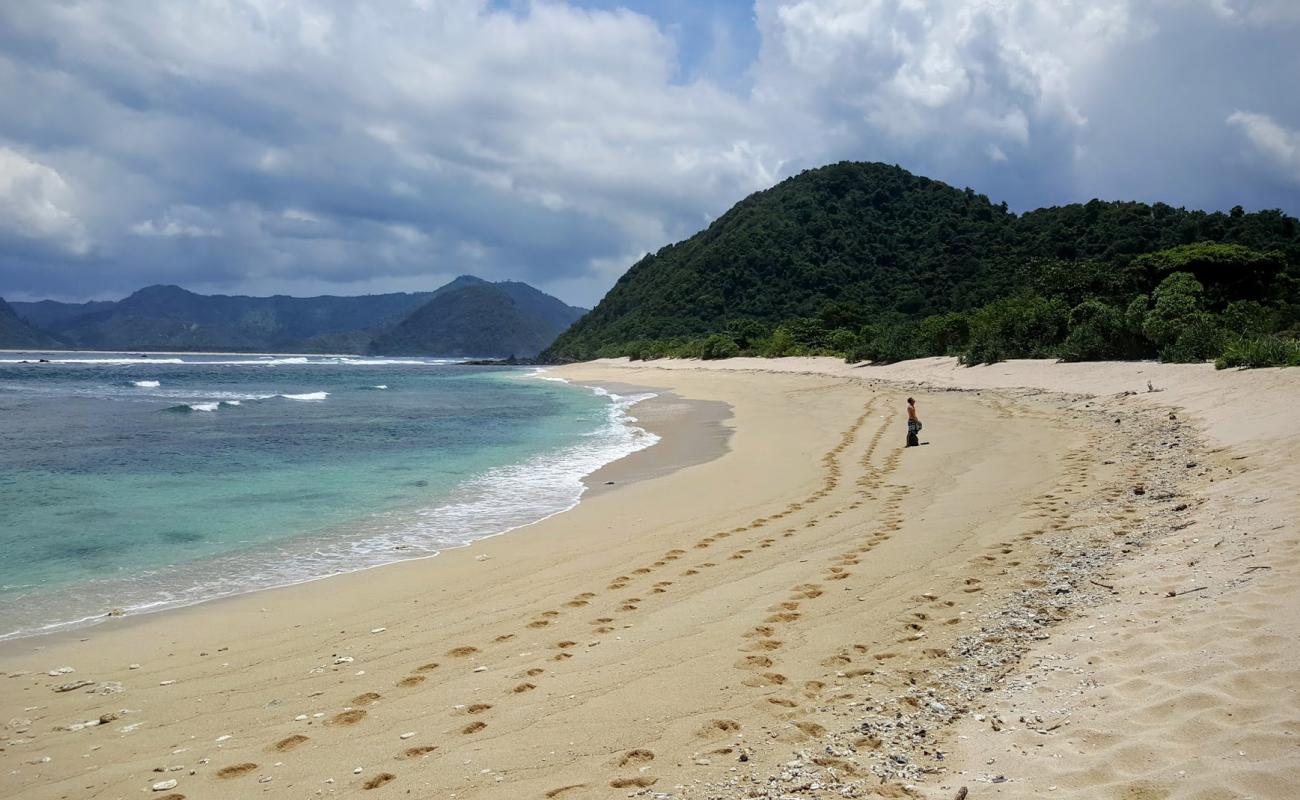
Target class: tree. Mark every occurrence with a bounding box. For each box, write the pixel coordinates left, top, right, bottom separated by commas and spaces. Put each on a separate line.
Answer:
1060, 300, 1139, 361
1142, 272, 1205, 348
961, 296, 1068, 364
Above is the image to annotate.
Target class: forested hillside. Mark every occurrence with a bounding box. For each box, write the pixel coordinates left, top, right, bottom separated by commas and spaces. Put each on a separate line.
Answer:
8, 277, 585, 356
370, 278, 586, 358
544, 162, 1300, 367
0, 298, 63, 349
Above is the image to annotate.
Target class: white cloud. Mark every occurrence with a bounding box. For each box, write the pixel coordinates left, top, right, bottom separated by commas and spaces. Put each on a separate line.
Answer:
0, 1, 1295, 303
0, 146, 88, 254
1227, 110, 1300, 183
754, 0, 1137, 156
131, 207, 222, 238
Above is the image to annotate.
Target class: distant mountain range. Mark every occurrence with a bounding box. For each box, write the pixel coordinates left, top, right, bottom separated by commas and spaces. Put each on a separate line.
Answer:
1, 276, 586, 358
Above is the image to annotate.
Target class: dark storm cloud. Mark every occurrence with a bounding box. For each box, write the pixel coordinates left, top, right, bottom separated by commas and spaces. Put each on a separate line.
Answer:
0, 0, 1296, 306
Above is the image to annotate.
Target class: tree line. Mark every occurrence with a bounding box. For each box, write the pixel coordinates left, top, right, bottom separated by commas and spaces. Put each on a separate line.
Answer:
544, 163, 1299, 369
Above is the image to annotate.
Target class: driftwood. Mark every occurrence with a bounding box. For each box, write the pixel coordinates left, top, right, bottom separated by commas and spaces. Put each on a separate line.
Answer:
954, 788, 969, 800
1165, 586, 1208, 597
1089, 579, 1115, 591
1244, 565, 1272, 574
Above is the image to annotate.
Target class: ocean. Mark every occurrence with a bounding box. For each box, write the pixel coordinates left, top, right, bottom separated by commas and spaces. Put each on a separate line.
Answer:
0, 352, 656, 640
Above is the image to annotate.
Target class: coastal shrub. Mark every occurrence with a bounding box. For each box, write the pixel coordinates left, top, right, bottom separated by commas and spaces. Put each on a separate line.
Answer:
723, 319, 770, 351
1141, 272, 1206, 348
1220, 300, 1282, 338
917, 312, 970, 355
1159, 313, 1226, 362
1215, 335, 1300, 369
698, 333, 740, 360
828, 327, 859, 356
1060, 300, 1143, 361
754, 327, 798, 357
960, 296, 1069, 364
854, 318, 923, 364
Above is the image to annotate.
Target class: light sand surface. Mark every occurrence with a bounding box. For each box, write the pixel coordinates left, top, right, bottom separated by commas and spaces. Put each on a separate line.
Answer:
1, 358, 1296, 800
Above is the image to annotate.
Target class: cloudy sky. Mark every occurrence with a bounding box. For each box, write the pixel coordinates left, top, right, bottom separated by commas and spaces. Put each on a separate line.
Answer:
1, 0, 1297, 306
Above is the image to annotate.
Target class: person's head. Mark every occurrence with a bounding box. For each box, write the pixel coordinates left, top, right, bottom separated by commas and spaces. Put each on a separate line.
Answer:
907, 397, 914, 406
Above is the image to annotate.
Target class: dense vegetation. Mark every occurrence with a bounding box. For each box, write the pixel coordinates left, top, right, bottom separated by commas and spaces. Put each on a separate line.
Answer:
370, 278, 586, 358
0, 298, 61, 348
5, 277, 585, 356
544, 163, 1300, 368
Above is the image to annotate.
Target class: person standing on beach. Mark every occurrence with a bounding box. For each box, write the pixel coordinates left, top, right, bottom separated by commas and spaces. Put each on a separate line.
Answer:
906, 397, 922, 447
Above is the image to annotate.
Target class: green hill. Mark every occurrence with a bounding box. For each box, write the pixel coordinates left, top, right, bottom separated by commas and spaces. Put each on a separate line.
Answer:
544, 162, 1300, 366
370, 279, 585, 358
0, 298, 63, 349
9, 277, 586, 356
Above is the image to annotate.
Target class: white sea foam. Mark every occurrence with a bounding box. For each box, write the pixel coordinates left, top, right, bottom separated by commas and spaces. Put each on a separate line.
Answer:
0, 358, 186, 365
280, 391, 329, 401
189, 402, 220, 412
371, 385, 388, 390
132, 380, 161, 388
1, 354, 459, 367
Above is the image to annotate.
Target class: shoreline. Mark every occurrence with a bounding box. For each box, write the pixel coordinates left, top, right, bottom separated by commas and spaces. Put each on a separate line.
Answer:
2, 358, 1295, 800
0, 377, 729, 650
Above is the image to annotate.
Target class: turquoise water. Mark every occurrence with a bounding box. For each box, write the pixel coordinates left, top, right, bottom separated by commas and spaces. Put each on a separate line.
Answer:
0, 353, 656, 639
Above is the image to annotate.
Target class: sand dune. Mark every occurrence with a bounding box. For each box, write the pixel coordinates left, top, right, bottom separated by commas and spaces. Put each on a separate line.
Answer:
0, 357, 1295, 800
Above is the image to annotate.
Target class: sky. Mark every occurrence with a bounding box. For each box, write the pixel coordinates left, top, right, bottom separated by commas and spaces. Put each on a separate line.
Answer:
1, 0, 1298, 307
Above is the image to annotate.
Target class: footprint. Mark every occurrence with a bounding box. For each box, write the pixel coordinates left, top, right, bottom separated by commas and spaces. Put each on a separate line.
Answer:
512, 682, 537, 693
401, 745, 438, 759
744, 625, 775, 638
527, 620, 551, 628
351, 692, 382, 705
466, 703, 493, 714
742, 672, 787, 687
744, 639, 783, 652
494, 633, 516, 642
699, 719, 741, 736
795, 721, 826, 737
270, 734, 309, 752
396, 675, 426, 688
363, 773, 395, 790
557, 640, 578, 649
416, 662, 440, 673
461, 721, 487, 734
736, 655, 773, 669
618, 749, 655, 767
610, 777, 657, 788
767, 698, 798, 708
447, 646, 479, 657
328, 709, 367, 726
216, 763, 258, 779
523, 668, 545, 677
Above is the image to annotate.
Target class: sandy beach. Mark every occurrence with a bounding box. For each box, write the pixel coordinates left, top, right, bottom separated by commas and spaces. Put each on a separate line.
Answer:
2, 358, 1297, 800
